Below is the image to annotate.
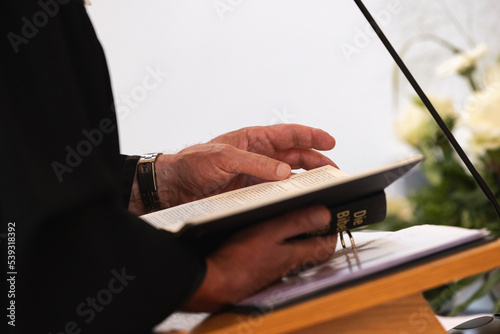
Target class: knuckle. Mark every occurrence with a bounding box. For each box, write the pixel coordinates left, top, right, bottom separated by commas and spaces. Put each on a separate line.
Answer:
207, 144, 235, 162
209, 143, 232, 154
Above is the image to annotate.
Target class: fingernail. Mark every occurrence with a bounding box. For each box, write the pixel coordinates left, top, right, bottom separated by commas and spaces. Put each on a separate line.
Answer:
276, 163, 291, 178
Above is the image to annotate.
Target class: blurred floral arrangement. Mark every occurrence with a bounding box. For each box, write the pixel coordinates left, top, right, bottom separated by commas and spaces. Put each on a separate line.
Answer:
394, 45, 500, 235
383, 41, 500, 314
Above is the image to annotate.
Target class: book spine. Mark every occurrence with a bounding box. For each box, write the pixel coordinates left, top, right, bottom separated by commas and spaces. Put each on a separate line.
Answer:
306, 191, 387, 237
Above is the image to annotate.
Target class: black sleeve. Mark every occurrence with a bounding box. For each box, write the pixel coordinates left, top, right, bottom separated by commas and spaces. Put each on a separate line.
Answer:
0, 1, 205, 333
120, 154, 140, 208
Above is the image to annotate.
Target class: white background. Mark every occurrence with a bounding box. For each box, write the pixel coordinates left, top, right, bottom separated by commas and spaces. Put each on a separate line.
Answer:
86, 0, 500, 178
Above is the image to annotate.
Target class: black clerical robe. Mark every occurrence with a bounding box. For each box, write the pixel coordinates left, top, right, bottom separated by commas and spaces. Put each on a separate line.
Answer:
0, 1, 205, 333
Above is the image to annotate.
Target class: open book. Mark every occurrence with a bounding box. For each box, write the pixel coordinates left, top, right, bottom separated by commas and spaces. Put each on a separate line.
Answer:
141, 155, 422, 252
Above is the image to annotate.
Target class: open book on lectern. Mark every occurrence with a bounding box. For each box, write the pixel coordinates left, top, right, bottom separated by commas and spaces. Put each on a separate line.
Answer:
141, 155, 422, 253
234, 224, 492, 312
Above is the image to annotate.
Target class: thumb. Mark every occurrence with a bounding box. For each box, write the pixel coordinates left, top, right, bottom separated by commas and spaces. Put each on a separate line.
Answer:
223, 147, 291, 180
257, 206, 332, 242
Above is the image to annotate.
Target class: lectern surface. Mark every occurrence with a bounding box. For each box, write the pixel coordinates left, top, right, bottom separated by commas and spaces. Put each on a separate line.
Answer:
156, 236, 500, 334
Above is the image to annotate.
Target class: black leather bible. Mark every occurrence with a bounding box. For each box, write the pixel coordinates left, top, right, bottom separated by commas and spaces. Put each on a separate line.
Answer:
141, 156, 421, 253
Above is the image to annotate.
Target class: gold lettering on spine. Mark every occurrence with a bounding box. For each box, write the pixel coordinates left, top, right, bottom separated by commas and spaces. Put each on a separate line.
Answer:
353, 210, 367, 226
336, 210, 350, 232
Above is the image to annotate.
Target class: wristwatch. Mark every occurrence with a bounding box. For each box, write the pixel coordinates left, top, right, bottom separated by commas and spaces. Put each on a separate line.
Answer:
137, 153, 162, 212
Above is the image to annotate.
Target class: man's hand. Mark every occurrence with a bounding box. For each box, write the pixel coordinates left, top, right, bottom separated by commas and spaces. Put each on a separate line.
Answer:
182, 205, 338, 312
129, 124, 337, 214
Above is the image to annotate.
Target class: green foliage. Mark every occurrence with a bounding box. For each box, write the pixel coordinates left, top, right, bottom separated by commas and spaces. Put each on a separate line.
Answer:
495, 295, 500, 313
369, 214, 413, 232
408, 152, 500, 237
448, 271, 500, 316
424, 274, 484, 315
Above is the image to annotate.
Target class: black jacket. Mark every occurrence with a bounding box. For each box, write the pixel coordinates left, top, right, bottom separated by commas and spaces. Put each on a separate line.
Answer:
1, 1, 205, 333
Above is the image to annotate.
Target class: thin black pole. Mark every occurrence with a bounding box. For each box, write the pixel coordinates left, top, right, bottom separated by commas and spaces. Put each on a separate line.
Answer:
353, 0, 500, 219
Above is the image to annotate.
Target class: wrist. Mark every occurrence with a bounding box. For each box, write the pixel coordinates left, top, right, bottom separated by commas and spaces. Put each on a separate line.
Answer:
128, 153, 183, 215
181, 258, 232, 312
154, 153, 182, 208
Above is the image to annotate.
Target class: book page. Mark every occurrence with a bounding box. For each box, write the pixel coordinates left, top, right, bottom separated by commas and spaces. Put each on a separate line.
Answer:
236, 225, 490, 309
141, 165, 350, 233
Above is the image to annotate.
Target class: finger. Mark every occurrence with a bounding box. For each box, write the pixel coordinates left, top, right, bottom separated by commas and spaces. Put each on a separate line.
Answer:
274, 148, 339, 170
285, 233, 338, 272
255, 205, 332, 241
248, 124, 336, 152
219, 146, 292, 180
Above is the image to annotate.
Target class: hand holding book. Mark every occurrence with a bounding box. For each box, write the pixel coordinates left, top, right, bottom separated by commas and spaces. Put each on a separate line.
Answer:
182, 205, 338, 312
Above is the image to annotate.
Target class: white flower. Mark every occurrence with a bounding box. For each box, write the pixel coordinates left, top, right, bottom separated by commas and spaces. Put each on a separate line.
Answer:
463, 79, 500, 153
485, 62, 500, 86
395, 96, 456, 147
436, 44, 489, 77
395, 103, 432, 147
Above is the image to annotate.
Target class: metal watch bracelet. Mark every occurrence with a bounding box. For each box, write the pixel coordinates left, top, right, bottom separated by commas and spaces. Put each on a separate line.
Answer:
136, 153, 162, 213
